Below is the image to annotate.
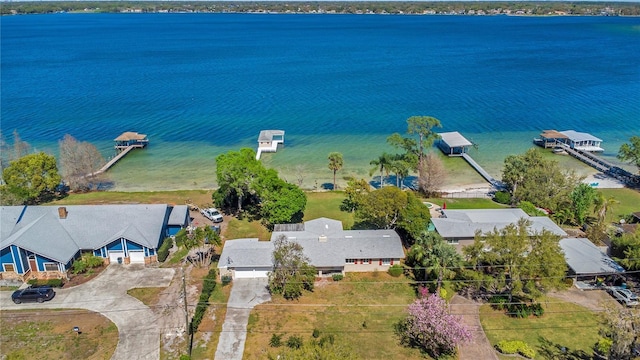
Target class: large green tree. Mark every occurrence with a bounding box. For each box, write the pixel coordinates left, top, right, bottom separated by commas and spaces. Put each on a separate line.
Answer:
406, 116, 442, 165
406, 232, 462, 290
501, 148, 579, 213
256, 169, 307, 228
268, 235, 316, 300
617, 135, 640, 174
340, 178, 371, 212
2, 152, 61, 205
327, 152, 343, 190
463, 219, 567, 301
570, 183, 597, 226
214, 148, 264, 212
356, 186, 407, 229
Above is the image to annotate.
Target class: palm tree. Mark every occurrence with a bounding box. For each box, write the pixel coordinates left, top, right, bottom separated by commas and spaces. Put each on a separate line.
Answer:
593, 192, 618, 224
369, 153, 392, 188
327, 152, 344, 190
407, 233, 462, 291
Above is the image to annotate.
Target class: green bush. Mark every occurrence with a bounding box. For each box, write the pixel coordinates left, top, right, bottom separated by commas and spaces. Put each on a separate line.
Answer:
489, 296, 509, 311
318, 334, 335, 347
286, 335, 303, 349
221, 274, 232, 286
85, 255, 104, 268
27, 278, 65, 288
312, 329, 321, 338
494, 191, 511, 204
595, 337, 612, 356
496, 340, 535, 359
71, 254, 104, 275
157, 237, 173, 262
269, 333, 283, 347
388, 264, 403, 277
331, 273, 344, 281
190, 268, 217, 334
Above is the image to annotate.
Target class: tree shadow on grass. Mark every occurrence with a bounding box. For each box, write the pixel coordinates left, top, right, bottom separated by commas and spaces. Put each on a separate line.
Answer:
538, 336, 592, 360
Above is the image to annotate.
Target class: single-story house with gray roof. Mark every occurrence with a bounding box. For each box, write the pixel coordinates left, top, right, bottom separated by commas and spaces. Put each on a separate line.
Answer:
559, 238, 625, 277
0, 204, 189, 281
218, 218, 405, 279
431, 208, 567, 252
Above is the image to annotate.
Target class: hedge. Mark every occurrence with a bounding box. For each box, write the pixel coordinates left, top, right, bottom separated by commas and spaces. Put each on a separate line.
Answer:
27, 278, 64, 288
157, 237, 173, 262
496, 340, 536, 359
190, 268, 217, 334
388, 264, 403, 277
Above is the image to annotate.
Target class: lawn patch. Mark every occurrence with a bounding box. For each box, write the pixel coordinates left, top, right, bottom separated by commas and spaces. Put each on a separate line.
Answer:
479, 296, 600, 359
50, 190, 213, 207
304, 192, 354, 228
425, 197, 507, 209
127, 287, 165, 306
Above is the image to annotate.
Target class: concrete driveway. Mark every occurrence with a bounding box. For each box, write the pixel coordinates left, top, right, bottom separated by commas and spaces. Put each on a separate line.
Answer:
0, 265, 175, 360
215, 278, 271, 360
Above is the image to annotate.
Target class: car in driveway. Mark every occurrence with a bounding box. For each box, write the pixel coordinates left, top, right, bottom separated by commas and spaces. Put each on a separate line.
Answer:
607, 287, 639, 306
201, 208, 223, 223
11, 286, 56, 304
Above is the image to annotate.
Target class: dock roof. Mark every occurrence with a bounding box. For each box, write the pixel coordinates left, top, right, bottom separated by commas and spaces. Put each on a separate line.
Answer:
438, 132, 473, 148
540, 130, 568, 139
258, 130, 285, 142
560, 130, 602, 142
114, 132, 148, 141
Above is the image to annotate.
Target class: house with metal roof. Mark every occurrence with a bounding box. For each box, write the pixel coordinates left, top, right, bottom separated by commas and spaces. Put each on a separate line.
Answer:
431, 208, 567, 252
559, 238, 625, 277
218, 218, 405, 279
0, 204, 189, 281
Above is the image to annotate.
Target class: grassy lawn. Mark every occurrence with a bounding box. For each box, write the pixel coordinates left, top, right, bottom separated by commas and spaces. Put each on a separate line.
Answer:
224, 217, 272, 240
479, 297, 600, 359
49, 189, 214, 207
191, 278, 232, 359
243, 272, 425, 359
304, 191, 354, 228
598, 188, 640, 222
425, 197, 507, 209
127, 287, 165, 306
0, 309, 118, 360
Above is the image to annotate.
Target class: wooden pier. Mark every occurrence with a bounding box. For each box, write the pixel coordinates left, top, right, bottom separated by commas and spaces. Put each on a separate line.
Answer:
555, 142, 638, 186
89, 132, 149, 176
461, 153, 504, 189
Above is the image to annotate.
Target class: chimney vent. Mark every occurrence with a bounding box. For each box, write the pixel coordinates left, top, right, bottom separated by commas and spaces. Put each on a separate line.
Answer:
58, 207, 68, 219
318, 235, 327, 242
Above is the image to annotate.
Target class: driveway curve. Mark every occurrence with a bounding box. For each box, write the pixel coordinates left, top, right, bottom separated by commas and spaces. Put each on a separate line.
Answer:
215, 278, 271, 360
0, 265, 175, 360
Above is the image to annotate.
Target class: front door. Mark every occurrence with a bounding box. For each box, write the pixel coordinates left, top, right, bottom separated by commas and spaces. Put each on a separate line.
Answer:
28, 255, 38, 272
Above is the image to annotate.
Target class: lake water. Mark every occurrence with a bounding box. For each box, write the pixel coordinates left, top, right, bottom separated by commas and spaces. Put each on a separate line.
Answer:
1, 14, 639, 191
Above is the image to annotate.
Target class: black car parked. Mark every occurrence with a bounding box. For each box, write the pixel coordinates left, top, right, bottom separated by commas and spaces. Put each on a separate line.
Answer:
11, 286, 55, 304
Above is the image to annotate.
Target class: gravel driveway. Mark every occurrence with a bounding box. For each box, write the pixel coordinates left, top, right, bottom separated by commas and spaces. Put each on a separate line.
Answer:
0, 265, 175, 360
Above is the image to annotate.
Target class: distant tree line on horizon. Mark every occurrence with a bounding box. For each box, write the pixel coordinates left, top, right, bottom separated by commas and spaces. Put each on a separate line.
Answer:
2, 1, 640, 16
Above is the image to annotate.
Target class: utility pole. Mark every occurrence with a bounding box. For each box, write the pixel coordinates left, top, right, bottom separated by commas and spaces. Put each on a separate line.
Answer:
182, 267, 191, 357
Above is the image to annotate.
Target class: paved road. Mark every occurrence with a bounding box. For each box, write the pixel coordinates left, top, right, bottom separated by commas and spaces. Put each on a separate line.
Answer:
215, 278, 271, 360
1, 265, 175, 360
450, 295, 499, 360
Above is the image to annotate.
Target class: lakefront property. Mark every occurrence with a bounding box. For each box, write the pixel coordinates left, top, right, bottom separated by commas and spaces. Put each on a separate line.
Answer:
0, 204, 189, 280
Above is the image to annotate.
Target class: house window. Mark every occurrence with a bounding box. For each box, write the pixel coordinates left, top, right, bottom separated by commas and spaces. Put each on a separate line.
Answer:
382, 258, 391, 265
3, 264, 15, 272
363, 259, 371, 265
44, 263, 58, 272
346, 259, 356, 264
447, 239, 459, 245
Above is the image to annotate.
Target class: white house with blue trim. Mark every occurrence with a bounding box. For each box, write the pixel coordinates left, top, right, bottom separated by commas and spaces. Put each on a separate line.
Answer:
0, 204, 189, 281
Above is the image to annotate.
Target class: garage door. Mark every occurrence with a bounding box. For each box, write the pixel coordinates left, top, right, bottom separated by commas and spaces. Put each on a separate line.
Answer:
109, 251, 125, 263
234, 268, 270, 279
129, 251, 145, 264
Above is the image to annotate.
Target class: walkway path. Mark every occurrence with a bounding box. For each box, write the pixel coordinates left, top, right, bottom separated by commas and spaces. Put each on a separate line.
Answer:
450, 295, 499, 360
215, 278, 271, 360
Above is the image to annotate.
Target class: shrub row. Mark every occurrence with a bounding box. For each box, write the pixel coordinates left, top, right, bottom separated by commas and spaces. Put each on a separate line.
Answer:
190, 268, 217, 334
496, 340, 536, 359
489, 296, 544, 318
72, 254, 104, 274
157, 237, 173, 262
331, 273, 343, 281
27, 278, 64, 288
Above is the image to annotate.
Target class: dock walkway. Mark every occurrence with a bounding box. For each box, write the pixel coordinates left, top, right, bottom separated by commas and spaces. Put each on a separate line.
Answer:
93, 145, 135, 175
461, 153, 504, 190
556, 143, 639, 186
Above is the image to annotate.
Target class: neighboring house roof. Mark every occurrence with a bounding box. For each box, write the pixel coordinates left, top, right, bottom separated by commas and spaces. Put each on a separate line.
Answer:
431, 209, 567, 239
218, 218, 406, 270
559, 238, 625, 275
218, 238, 274, 269
438, 131, 473, 148
559, 130, 602, 143
168, 205, 189, 226
1, 205, 176, 264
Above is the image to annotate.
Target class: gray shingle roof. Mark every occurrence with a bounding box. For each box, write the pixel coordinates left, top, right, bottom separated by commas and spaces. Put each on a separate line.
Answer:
168, 205, 189, 226
1, 205, 173, 264
218, 218, 406, 270
559, 238, 625, 275
432, 209, 567, 239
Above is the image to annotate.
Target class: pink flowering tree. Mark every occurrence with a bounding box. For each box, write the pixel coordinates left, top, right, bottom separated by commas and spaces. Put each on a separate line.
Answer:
396, 288, 472, 358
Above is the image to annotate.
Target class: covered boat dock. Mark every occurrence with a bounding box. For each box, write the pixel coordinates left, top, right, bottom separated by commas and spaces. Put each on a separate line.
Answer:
437, 131, 473, 156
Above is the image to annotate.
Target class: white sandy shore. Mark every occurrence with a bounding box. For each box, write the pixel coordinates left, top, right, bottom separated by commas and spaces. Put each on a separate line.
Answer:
581, 173, 626, 189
